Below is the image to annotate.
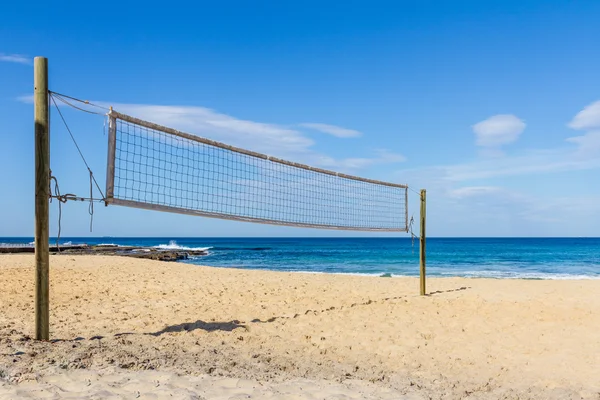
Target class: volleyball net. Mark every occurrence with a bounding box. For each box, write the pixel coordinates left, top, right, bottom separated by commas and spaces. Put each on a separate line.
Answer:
105, 110, 408, 232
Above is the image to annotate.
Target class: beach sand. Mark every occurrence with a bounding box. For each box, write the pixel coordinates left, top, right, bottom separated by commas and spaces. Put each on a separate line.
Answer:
0, 254, 599, 399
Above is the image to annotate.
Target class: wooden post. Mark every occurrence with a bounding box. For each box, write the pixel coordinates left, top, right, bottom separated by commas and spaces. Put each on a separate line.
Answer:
419, 189, 426, 296
34, 57, 50, 340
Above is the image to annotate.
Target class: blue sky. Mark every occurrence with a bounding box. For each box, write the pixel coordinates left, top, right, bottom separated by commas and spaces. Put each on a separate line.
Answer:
1, 0, 599, 237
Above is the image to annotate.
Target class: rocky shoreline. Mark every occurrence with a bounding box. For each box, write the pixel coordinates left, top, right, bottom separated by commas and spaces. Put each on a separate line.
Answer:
0, 244, 208, 262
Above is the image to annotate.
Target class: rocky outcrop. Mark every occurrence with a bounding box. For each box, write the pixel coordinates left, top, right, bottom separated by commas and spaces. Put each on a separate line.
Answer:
0, 244, 208, 261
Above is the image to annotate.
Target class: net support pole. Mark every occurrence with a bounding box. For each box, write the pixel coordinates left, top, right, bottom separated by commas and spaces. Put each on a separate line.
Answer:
419, 189, 426, 296
105, 108, 116, 204
34, 56, 50, 340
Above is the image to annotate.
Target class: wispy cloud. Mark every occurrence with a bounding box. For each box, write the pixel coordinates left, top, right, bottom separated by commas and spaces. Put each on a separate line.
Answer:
107, 103, 315, 158
86, 102, 405, 171
447, 185, 600, 233
317, 149, 406, 170
399, 103, 600, 184
446, 186, 565, 226
393, 102, 600, 235
448, 186, 503, 199
0, 53, 32, 65
299, 123, 362, 138
17, 95, 33, 103
18, 95, 316, 163
566, 131, 600, 157
472, 114, 525, 148
568, 100, 600, 130
566, 100, 600, 158
17, 94, 406, 171
399, 148, 600, 184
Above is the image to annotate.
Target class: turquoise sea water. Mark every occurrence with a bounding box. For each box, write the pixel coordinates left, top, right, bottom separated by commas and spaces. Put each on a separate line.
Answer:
1, 237, 599, 279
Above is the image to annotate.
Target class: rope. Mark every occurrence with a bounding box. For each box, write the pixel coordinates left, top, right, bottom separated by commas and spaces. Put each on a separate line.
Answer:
52, 95, 105, 115
88, 170, 94, 232
407, 186, 421, 196
406, 187, 424, 253
49, 173, 104, 249
48, 90, 109, 114
49, 174, 66, 251
48, 92, 108, 242
50, 94, 106, 200
408, 215, 417, 253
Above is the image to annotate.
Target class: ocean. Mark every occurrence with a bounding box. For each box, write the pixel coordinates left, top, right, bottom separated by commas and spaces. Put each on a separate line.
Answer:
1, 237, 599, 279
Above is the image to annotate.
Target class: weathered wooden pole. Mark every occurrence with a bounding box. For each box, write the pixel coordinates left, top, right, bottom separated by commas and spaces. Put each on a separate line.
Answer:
419, 189, 426, 296
34, 56, 50, 340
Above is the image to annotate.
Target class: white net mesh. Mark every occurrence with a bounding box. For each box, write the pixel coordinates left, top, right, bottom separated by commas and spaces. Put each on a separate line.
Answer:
105, 111, 408, 232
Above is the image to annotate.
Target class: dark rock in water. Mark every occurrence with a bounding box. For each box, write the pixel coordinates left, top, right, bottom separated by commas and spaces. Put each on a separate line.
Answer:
0, 244, 89, 254
380, 273, 392, 278
0, 246, 35, 254
95, 246, 208, 262
0, 243, 208, 262
129, 250, 191, 262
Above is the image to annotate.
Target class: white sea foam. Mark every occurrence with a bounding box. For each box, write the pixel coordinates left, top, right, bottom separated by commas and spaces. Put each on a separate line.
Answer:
154, 240, 211, 252
290, 269, 600, 280
292, 270, 395, 278
444, 270, 600, 280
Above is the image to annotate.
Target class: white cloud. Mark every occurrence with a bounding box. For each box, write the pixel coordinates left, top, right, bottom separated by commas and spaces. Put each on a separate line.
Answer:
400, 150, 600, 183
18, 95, 407, 171
566, 100, 600, 158
16, 95, 308, 155
316, 149, 405, 170
300, 123, 362, 138
374, 149, 407, 163
566, 131, 600, 157
448, 186, 502, 199
19, 96, 315, 156
0, 53, 32, 65
32, 99, 405, 172
472, 114, 526, 147
392, 101, 600, 235
101, 103, 407, 171
17, 95, 34, 103
393, 104, 600, 236
106, 103, 314, 158
568, 100, 600, 130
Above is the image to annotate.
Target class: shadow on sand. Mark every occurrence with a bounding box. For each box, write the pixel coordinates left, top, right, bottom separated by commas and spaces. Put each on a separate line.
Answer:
426, 286, 471, 296
67, 289, 473, 341
147, 320, 247, 336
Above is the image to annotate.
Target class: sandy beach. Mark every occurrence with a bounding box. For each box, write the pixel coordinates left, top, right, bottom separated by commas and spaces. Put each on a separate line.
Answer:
0, 254, 599, 399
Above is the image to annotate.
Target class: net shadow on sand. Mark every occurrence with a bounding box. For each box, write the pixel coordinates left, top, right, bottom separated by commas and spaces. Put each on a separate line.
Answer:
426, 286, 471, 296
39, 288, 473, 343
148, 320, 248, 336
